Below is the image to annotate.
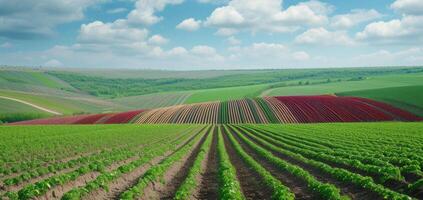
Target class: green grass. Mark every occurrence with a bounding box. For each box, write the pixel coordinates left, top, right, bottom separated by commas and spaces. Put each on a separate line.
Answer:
0, 98, 45, 114
112, 91, 191, 109
0, 90, 124, 115
266, 73, 423, 96
0, 70, 72, 90
185, 84, 269, 104
339, 85, 423, 117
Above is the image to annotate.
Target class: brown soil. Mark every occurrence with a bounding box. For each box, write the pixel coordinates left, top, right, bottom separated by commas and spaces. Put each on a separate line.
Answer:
141, 127, 210, 200
196, 127, 219, 200
235, 126, 383, 200
221, 126, 272, 200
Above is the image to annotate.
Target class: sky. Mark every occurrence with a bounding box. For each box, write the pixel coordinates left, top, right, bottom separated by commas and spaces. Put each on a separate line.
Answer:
0, 0, 423, 70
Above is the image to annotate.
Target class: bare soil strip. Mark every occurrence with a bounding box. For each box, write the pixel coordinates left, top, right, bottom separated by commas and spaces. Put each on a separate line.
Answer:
196, 127, 219, 200
141, 127, 210, 200
221, 127, 272, 200
236, 126, 382, 200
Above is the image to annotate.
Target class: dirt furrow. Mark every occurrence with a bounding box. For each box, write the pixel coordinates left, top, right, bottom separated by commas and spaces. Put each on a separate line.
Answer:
221, 127, 272, 200
196, 127, 218, 200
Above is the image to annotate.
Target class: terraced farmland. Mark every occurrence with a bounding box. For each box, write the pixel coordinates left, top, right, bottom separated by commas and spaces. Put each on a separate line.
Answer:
11, 95, 421, 125
0, 123, 422, 200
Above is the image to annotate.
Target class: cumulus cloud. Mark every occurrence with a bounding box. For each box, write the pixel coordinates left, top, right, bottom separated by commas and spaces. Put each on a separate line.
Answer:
148, 34, 169, 45
204, 0, 332, 34
215, 28, 238, 36
295, 28, 354, 46
78, 20, 149, 44
176, 18, 202, 31
127, 0, 184, 26
353, 47, 423, 66
0, 0, 104, 39
356, 15, 423, 43
391, 0, 423, 15
331, 9, 382, 29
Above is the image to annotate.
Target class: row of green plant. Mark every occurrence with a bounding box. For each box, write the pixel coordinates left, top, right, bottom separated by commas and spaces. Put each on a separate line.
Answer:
229, 126, 345, 200
236, 125, 413, 200
216, 126, 244, 200
263, 125, 423, 178
174, 127, 214, 200
60, 126, 200, 200
222, 126, 295, 200
0, 125, 196, 176
118, 127, 208, 199
247, 126, 404, 182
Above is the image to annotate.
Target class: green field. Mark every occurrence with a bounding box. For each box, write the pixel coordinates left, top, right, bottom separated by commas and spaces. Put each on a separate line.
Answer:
112, 92, 191, 109
185, 84, 269, 104
339, 85, 423, 116
1, 123, 422, 200
265, 73, 423, 96
1, 66, 423, 120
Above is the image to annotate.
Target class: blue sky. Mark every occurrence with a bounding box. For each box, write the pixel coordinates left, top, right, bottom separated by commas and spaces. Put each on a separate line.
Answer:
0, 0, 422, 70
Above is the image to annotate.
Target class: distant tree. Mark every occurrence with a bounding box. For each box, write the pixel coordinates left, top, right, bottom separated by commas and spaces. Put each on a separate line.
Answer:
305, 81, 310, 85
298, 81, 303, 85
326, 79, 331, 83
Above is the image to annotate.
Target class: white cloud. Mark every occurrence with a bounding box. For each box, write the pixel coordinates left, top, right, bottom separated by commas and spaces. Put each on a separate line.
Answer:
353, 48, 423, 66
0, 0, 105, 39
227, 36, 241, 45
148, 34, 169, 45
391, 0, 423, 15
127, 0, 184, 26
176, 18, 202, 31
295, 28, 354, 46
44, 59, 63, 67
331, 9, 382, 29
204, 0, 332, 34
107, 8, 128, 14
1, 42, 12, 48
215, 28, 238, 36
292, 51, 310, 61
356, 15, 423, 43
78, 20, 149, 44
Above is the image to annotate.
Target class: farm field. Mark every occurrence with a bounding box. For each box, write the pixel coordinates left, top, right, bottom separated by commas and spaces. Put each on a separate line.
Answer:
12, 95, 421, 125
265, 73, 423, 97
339, 85, 423, 117
0, 123, 422, 200
1, 67, 423, 122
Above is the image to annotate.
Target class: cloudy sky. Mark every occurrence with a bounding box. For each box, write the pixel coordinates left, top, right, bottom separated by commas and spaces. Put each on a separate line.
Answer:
0, 0, 422, 70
